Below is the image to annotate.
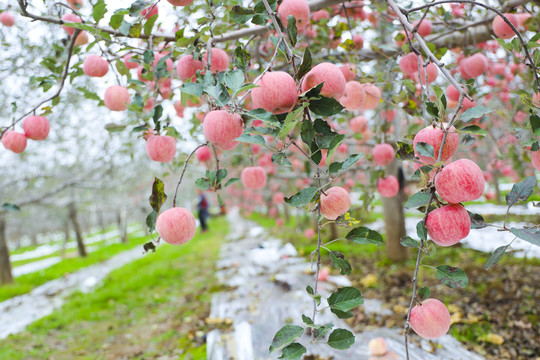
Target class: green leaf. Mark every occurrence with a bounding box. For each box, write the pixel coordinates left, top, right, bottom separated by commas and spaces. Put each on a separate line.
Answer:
118, 20, 132, 36
143, 14, 158, 36
92, 0, 107, 22
1, 203, 20, 211
230, 5, 255, 23
296, 47, 312, 80
247, 108, 280, 127
531, 114, 540, 136
404, 191, 431, 209
234, 46, 251, 72
195, 178, 211, 190
328, 251, 351, 276
309, 96, 344, 117
459, 125, 487, 136
272, 153, 293, 167
416, 220, 427, 242
327, 287, 364, 312
506, 176, 536, 207
418, 286, 430, 301
329, 153, 362, 175
269, 325, 304, 353
400, 236, 420, 248
216, 169, 228, 184
436, 265, 468, 288
327, 329, 355, 350
416, 142, 434, 157
223, 69, 244, 92
484, 245, 509, 269
181, 83, 203, 97
346, 227, 383, 245
468, 212, 487, 229
143, 241, 156, 253
287, 15, 297, 47
109, 13, 124, 29
278, 343, 306, 360
510, 228, 540, 246
326, 133, 346, 163
204, 83, 230, 107
279, 105, 306, 140
426, 102, 439, 118
149, 178, 167, 213
460, 105, 492, 123
301, 119, 315, 145
224, 178, 240, 187
284, 187, 318, 207
146, 210, 158, 232
235, 134, 266, 146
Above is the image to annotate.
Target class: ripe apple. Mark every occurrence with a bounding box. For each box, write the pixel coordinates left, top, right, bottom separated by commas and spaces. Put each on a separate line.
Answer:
377, 176, 399, 198
435, 159, 485, 204
1, 130, 27, 153
301, 62, 346, 99
104, 85, 130, 111
278, 0, 310, 31
426, 204, 470, 246
413, 123, 459, 164
241, 166, 267, 189
156, 207, 196, 245
203, 110, 244, 150
83, 55, 108, 77
372, 143, 395, 166
145, 135, 177, 163
410, 298, 451, 339
23, 116, 50, 140
251, 71, 298, 114
320, 186, 351, 220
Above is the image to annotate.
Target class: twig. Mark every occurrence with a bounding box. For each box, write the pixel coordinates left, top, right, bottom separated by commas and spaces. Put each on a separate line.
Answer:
311, 166, 323, 326
1, 27, 81, 137
172, 143, 208, 207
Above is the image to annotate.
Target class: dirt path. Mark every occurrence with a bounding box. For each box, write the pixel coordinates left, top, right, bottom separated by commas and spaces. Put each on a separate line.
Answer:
206, 209, 484, 360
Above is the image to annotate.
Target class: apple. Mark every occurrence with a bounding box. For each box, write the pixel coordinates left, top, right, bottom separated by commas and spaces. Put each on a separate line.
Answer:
23, 116, 50, 140
251, 71, 297, 114
203, 48, 229, 74
145, 135, 177, 163
241, 166, 267, 189
156, 207, 196, 245
301, 62, 346, 99
426, 204, 470, 246
435, 159, 485, 204
413, 123, 459, 164
377, 176, 399, 198
1, 130, 27, 153
410, 298, 451, 339
372, 143, 395, 166
83, 55, 108, 77
320, 186, 351, 220
104, 85, 130, 111
278, 0, 310, 31
203, 110, 244, 150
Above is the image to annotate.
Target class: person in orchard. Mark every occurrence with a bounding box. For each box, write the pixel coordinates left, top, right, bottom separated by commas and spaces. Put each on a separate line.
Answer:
197, 190, 209, 232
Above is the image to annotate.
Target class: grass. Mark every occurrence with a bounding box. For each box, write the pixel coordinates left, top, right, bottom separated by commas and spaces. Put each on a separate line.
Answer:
0, 216, 228, 360
0, 233, 149, 302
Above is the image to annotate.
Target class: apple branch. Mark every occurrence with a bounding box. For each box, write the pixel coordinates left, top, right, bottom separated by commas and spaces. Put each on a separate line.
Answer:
0, 27, 80, 137
386, 0, 472, 101
172, 143, 208, 208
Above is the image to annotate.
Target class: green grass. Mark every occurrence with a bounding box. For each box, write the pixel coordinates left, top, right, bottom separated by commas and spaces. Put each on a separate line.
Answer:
0, 217, 228, 360
0, 233, 149, 302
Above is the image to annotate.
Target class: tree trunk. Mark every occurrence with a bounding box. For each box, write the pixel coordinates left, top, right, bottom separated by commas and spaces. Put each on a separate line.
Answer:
61, 219, 70, 257
382, 160, 408, 262
0, 215, 13, 284
117, 209, 127, 243
30, 233, 38, 246
69, 203, 87, 257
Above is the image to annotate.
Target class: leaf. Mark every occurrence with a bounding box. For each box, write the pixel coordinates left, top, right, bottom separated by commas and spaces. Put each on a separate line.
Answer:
223, 69, 244, 92
284, 187, 317, 207
118, 20, 132, 36
278, 343, 306, 360
531, 114, 540, 136
301, 119, 315, 145
149, 178, 167, 213
272, 153, 293, 167
328, 251, 351, 276
230, 5, 255, 23
329, 154, 362, 175
327, 287, 364, 312
436, 265, 468, 288
426, 102, 439, 118
396, 141, 415, 161
459, 124, 487, 136
469, 212, 487, 229
195, 177, 211, 190
296, 47, 312, 80
269, 325, 304, 353
1, 203, 20, 211
416, 220, 427, 241
327, 329, 355, 350
234, 46, 251, 71
506, 176, 536, 207
181, 82, 203, 97
224, 178, 240, 187
235, 134, 266, 146
247, 108, 280, 127
418, 286, 430, 301
460, 105, 492, 123
484, 245, 509, 270
143, 14, 158, 36
143, 241, 156, 253
286, 15, 297, 47
92, 0, 107, 22
404, 191, 431, 209
346, 227, 383, 245
279, 105, 306, 140
510, 228, 540, 246
309, 96, 344, 117
416, 142, 435, 157
315, 323, 334, 339
326, 133, 346, 162
146, 210, 158, 232
400, 236, 420, 248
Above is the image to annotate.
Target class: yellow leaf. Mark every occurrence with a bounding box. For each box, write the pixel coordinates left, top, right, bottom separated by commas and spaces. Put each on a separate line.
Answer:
479, 333, 504, 345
